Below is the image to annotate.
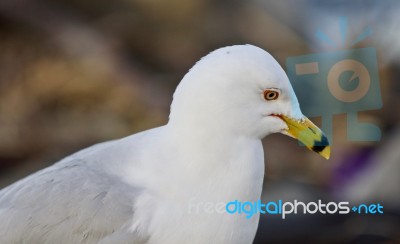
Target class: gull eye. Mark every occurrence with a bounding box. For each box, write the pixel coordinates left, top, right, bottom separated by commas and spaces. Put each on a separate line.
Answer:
263, 90, 279, 101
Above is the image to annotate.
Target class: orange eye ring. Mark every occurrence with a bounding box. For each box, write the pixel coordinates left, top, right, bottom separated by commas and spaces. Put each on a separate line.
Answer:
263, 90, 279, 101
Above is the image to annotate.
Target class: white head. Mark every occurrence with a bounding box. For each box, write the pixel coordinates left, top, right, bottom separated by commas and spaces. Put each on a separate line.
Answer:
169, 45, 330, 158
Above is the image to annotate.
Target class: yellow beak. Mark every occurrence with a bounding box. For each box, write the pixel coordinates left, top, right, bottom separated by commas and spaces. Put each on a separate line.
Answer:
279, 115, 330, 160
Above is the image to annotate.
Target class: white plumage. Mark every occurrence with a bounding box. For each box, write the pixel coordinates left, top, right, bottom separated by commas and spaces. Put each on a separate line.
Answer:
0, 45, 329, 244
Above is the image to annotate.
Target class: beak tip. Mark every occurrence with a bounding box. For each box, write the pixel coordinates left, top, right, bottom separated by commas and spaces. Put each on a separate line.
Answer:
322, 152, 330, 160
315, 145, 330, 160
280, 115, 331, 160
310, 136, 330, 160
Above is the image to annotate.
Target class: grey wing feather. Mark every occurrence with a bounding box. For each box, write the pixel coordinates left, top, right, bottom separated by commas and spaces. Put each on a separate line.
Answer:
0, 158, 147, 244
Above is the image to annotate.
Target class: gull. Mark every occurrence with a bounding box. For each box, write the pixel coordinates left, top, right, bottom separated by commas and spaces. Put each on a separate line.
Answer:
0, 45, 330, 244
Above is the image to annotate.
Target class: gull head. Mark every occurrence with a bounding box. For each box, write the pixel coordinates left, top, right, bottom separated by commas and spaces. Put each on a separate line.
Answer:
169, 45, 330, 159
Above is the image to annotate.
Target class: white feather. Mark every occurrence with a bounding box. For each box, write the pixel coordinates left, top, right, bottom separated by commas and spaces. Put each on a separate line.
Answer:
0, 45, 303, 244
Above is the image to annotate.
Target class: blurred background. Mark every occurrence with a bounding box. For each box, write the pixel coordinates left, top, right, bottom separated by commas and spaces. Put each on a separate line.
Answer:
0, 0, 399, 243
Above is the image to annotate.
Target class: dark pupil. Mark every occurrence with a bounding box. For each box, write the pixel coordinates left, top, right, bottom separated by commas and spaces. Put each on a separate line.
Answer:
268, 92, 275, 98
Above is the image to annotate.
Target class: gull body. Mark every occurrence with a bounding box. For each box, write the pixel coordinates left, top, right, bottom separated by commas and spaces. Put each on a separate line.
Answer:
0, 45, 329, 243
